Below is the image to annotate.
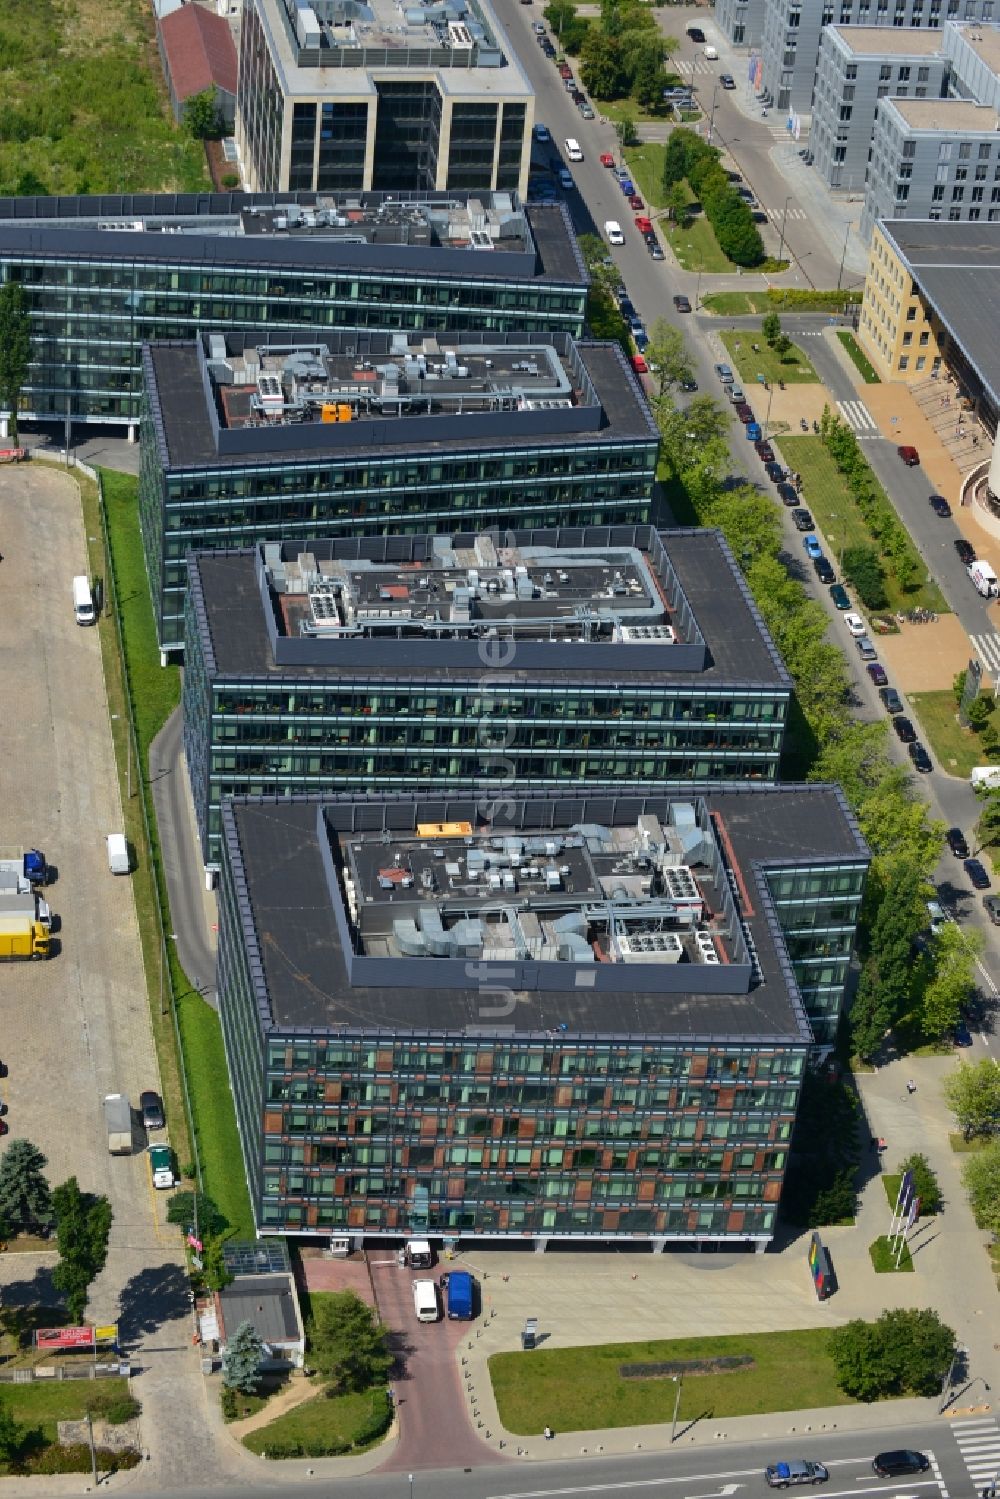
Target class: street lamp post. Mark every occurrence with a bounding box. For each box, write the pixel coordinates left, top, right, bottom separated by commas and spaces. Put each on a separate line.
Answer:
670, 1372, 684, 1443
777, 194, 793, 265
836, 221, 851, 292
938, 1345, 967, 1414
707, 82, 721, 145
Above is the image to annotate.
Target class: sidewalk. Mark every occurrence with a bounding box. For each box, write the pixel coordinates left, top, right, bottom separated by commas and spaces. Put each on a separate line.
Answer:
451, 1053, 996, 1468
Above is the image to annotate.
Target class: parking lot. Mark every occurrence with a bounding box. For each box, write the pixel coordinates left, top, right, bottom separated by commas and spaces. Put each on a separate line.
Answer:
0, 462, 177, 1306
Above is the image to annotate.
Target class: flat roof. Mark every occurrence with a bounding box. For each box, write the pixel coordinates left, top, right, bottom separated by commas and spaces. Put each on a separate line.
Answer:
259, 0, 531, 95
884, 97, 1000, 130
221, 787, 867, 1042
949, 19, 1000, 73
187, 527, 791, 686
146, 329, 658, 469
827, 24, 945, 55
0, 193, 586, 287
218, 1274, 300, 1345
880, 219, 1000, 408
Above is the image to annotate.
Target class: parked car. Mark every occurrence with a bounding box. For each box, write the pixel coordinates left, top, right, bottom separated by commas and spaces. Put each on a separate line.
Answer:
747, 422, 762, 441
897, 444, 920, 466
765, 1462, 829, 1490
755, 440, 776, 463
532, 20, 546, 32
558, 61, 572, 78
735, 405, 754, 424
687, 25, 706, 40
604, 219, 625, 245
679, 377, 698, 392
720, 73, 736, 88
965, 856, 991, 889
618, 177, 635, 196
814, 556, 835, 585
634, 215, 653, 233
955, 537, 976, 565
631, 354, 649, 375
893, 715, 917, 744
541, 38, 555, 54
617, 294, 635, 317
627, 313, 644, 333
856, 634, 878, 662
926, 899, 948, 937
673, 294, 691, 313
953, 1018, 974, 1047
946, 827, 970, 858
844, 611, 866, 637
714, 363, 734, 384
765, 461, 784, 484
803, 534, 823, 560
633, 328, 649, 352
600, 152, 615, 167
929, 493, 952, 517
983, 893, 1000, 925
866, 661, 888, 686
777, 482, 798, 506
629, 193, 644, 210
558, 168, 574, 190
140, 1090, 165, 1130
533, 123, 551, 142
879, 686, 903, 713
579, 100, 595, 118
728, 385, 745, 404
909, 740, 932, 772
646, 238, 665, 260
564, 137, 583, 161
872, 1453, 929, 1479
830, 583, 851, 610
792, 508, 814, 531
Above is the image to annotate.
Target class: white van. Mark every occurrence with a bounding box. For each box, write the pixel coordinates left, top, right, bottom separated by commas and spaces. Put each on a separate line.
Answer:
564, 137, 583, 162
971, 766, 1000, 790
704, 43, 719, 59
72, 574, 96, 626
107, 833, 130, 875
412, 1279, 439, 1323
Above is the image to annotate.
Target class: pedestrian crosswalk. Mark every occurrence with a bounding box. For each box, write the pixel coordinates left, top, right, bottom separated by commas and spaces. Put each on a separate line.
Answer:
969, 632, 1000, 675
766, 204, 808, 222
836, 398, 878, 435
953, 1417, 1000, 1492
675, 58, 720, 77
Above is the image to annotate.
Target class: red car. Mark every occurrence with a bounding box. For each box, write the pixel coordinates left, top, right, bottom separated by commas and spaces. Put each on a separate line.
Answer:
600, 152, 615, 167
736, 405, 754, 424
755, 440, 775, 462
897, 444, 919, 466
558, 62, 572, 78
634, 215, 652, 233
628, 193, 644, 210
631, 354, 649, 374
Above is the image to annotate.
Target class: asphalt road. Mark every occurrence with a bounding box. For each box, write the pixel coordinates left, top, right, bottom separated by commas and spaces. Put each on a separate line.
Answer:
85, 1415, 1000, 1497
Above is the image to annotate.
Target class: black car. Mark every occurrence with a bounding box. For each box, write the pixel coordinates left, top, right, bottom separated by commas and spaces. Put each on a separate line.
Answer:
765, 461, 784, 484
872, 1453, 929, 1479
777, 482, 798, 506
955, 537, 977, 565
965, 856, 991, 889
140, 1090, 165, 1130
813, 556, 835, 584
687, 25, 706, 40
908, 740, 932, 773
929, 493, 952, 517
947, 827, 970, 858
720, 73, 736, 88
791, 508, 814, 531
893, 715, 917, 744
830, 583, 851, 610
617, 295, 636, 318
673, 294, 692, 313
879, 686, 903, 714
679, 377, 698, 392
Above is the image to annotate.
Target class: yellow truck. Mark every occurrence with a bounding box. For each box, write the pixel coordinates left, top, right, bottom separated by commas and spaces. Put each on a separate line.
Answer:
0, 916, 50, 960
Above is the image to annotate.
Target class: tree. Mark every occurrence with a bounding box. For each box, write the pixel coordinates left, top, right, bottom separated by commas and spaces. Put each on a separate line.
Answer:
842, 545, 888, 610
222, 1319, 264, 1394
966, 692, 995, 731
0, 282, 32, 442
922, 923, 982, 1039
772, 332, 792, 361
0, 1401, 27, 1466
0, 1139, 51, 1236
632, 51, 666, 109
761, 312, 781, 347
580, 31, 625, 99
897, 1152, 942, 1215
51, 1178, 113, 1324
655, 393, 730, 478
646, 319, 693, 396
850, 961, 893, 1062
308, 1291, 392, 1395
831, 1310, 955, 1401
962, 1139, 1000, 1234
665, 183, 690, 227
944, 1058, 1000, 1140
661, 130, 689, 190
977, 790, 1000, 845
615, 112, 638, 149
542, 0, 588, 52
183, 89, 223, 141
166, 1189, 228, 1239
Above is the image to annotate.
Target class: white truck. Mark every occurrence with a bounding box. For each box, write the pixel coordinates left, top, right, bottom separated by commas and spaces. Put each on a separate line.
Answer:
106, 834, 129, 875
103, 1094, 133, 1155
0, 892, 52, 929
970, 765, 1000, 790
968, 560, 999, 597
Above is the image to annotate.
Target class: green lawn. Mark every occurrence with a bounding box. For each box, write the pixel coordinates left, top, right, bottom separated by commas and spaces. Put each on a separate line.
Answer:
624, 143, 668, 210
720, 329, 818, 386
701, 291, 862, 316
100, 471, 254, 1238
907, 690, 996, 780
490, 1329, 855, 1435
837, 331, 880, 384
868, 1235, 914, 1273
665, 212, 735, 274
0, 0, 210, 196
777, 438, 949, 615
243, 1388, 391, 1457
0, 1378, 132, 1473
950, 1132, 990, 1153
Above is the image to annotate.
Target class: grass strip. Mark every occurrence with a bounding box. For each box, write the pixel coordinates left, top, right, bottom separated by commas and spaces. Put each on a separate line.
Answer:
719, 329, 818, 386
837, 331, 880, 384
490, 1327, 855, 1434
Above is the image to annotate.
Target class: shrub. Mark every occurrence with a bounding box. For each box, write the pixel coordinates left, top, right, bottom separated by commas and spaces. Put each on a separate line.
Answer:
220, 1387, 239, 1421
843, 546, 888, 610
23, 1443, 140, 1475
351, 1388, 392, 1446
256, 1435, 352, 1459
221, 172, 240, 190
897, 1152, 942, 1214
86, 1390, 140, 1424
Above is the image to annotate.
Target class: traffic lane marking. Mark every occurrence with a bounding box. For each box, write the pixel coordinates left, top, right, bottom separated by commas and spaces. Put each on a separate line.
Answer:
486, 1469, 942, 1499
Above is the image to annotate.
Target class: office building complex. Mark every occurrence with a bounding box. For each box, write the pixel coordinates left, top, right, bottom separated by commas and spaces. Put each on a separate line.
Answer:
812, 26, 948, 190
236, 0, 532, 196
182, 527, 792, 863
758, 0, 991, 116
862, 95, 1000, 233
716, 0, 766, 50
858, 219, 1000, 421
139, 328, 659, 653
216, 786, 868, 1241
0, 191, 585, 431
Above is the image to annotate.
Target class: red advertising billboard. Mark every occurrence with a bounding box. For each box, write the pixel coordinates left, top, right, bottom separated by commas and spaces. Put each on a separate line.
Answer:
35, 1327, 96, 1350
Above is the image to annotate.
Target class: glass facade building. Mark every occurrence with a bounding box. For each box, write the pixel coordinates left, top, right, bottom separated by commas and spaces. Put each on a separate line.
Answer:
236, 0, 533, 197
215, 788, 868, 1242
0, 193, 585, 427
139, 330, 660, 653
182, 528, 793, 865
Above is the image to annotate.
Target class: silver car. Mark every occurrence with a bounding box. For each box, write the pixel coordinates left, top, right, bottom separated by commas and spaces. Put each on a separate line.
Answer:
765, 1462, 829, 1489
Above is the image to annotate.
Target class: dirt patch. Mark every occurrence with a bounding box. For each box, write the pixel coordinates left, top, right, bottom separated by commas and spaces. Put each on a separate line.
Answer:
874, 613, 972, 694
620, 1355, 754, 1379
